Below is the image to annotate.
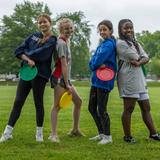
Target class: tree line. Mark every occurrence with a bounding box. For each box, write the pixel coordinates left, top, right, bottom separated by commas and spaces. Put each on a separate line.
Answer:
136, 31, 160, 78
0, 1, 160, 78
0, 1, 91, 79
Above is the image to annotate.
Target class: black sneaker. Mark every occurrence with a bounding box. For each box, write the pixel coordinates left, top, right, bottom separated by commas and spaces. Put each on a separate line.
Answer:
123, 136, 136, 143
149, 133, 160, 141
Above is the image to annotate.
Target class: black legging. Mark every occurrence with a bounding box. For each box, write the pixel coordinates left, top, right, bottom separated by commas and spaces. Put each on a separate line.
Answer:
8, 76, 47, 127
88, 86, 110, 135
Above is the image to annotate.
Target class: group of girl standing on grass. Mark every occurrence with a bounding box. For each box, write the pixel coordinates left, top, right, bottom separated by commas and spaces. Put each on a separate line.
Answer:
0, 13, 160, 144
0, 14, 84, 143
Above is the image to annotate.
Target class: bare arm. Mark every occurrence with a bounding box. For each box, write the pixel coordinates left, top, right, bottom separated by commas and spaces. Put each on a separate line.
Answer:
20, 54, 35, 67
61, 57, 72, 92
130, 57, 149, 67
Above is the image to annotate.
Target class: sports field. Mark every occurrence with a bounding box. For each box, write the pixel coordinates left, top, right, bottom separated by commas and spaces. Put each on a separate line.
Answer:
0, 83, 160, 160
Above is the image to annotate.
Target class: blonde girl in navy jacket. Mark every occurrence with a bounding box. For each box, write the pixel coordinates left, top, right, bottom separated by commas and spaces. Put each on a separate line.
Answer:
0, 14, 57, 143
88, 20, 117, 144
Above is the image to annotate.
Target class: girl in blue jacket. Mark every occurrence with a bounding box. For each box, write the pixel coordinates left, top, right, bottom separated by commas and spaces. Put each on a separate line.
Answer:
88, 20, 117, 144
0, 14, 57, 143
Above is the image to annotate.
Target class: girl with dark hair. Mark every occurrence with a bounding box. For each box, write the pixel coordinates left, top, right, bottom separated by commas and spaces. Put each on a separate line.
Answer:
0, 14, 57, 143
117, 19, 160, 143
88, 20, 117, 144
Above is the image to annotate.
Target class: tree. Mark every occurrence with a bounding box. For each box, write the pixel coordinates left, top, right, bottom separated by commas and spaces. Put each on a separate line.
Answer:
0, 2, 92, 78
136, 31, 160, 78
136, 30, 160, 58
0, 1, 52, 73
55, 11, 92, 78
149, 57, 160, 78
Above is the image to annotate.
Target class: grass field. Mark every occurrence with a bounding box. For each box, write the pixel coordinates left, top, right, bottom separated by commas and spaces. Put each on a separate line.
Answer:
0, 83, 160, 160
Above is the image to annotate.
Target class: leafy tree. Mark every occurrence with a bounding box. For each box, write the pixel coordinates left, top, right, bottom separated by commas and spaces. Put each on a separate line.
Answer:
136, 31, 160, 78
149, 57, 160, 78
136, 30, 160, 58
0, 2, 92, 78
0, 1, 52, 74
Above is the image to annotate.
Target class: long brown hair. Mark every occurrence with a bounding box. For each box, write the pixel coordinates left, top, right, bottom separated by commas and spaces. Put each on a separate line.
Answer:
37, 13, 52, 44
97, 20, 115, 39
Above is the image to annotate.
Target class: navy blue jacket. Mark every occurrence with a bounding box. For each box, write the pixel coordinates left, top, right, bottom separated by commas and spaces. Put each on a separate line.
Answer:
15, 32, 57, 80
89, 38, 117, 91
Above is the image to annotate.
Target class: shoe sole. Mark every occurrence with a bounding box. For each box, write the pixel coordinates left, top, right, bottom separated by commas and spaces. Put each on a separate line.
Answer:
98, 141, 112, 145
89, 138, 102, 141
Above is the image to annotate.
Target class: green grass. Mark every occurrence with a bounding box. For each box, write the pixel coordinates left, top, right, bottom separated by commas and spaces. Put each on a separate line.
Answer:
0, 84, 160, 160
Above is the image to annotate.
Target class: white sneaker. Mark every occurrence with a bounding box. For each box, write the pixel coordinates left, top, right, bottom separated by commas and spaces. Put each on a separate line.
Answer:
98, 135, 112, 144
0, 133, 13, 143
48, 135, 60, 143
89, 134, 104, 141
36, 133, 43, 142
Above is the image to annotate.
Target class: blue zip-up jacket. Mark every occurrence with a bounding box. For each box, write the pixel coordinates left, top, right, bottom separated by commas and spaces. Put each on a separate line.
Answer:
15, 32, 57, 81
89, 38, 117, 91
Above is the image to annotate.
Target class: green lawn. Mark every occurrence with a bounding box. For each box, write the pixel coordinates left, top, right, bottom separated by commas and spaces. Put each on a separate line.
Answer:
0, 83, 160, 160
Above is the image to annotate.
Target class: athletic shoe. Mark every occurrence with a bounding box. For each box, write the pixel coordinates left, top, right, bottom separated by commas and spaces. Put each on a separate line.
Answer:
48, 135, 60, 143
36, 133, 43, 142
123, 136, 136, 143
0, 133, 13, 143
98, 135, 112, 144
89, 134, 104, 141
67, 130, 85, 137
149, 133, 160, 141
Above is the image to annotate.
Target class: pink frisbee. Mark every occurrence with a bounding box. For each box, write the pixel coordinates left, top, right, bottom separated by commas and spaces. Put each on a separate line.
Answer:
96, 67, 114, 81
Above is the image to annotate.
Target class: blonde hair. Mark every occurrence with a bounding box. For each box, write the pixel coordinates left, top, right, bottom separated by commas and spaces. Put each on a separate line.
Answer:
56, 18, 74, 33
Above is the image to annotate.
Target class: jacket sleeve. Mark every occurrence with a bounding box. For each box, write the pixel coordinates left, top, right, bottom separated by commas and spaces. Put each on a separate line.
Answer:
15, 36, 31, 58
89, 42, 114, 71
117, 40, 139, 61
89, 53, 96, 71
26, 37, 57, 62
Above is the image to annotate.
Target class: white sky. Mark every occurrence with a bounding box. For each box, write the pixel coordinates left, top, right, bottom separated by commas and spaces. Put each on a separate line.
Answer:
0, 0, 160, 49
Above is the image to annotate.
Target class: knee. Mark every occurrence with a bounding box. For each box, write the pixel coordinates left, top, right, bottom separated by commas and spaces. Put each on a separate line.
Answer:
52, 105, 60, 112
74, 97, 82, 108
78, 97, 82, 106
98, 108, 106, 118
124, 106, 134, 114
98, 110, 104, 117
141, 105, 151, 113
99, 111, 109, 121
13, 99, 24, 108
102, 112, 109, 119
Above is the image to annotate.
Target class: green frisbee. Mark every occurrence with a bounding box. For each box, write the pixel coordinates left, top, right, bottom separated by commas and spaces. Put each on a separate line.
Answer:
19, 64, 38, 81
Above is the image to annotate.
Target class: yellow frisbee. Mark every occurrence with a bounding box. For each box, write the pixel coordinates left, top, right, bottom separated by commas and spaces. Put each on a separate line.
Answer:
59, 91, 72, 109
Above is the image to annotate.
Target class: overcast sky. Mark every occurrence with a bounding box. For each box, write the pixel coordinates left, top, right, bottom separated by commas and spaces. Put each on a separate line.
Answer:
0, 0, 160, 49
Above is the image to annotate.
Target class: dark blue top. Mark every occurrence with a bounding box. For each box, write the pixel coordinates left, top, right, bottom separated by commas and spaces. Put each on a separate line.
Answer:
89, 38, 117, 91
15, 32, 57, 81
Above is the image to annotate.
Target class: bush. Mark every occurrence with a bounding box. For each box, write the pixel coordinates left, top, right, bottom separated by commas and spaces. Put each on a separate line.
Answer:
149, 57, 160, 77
